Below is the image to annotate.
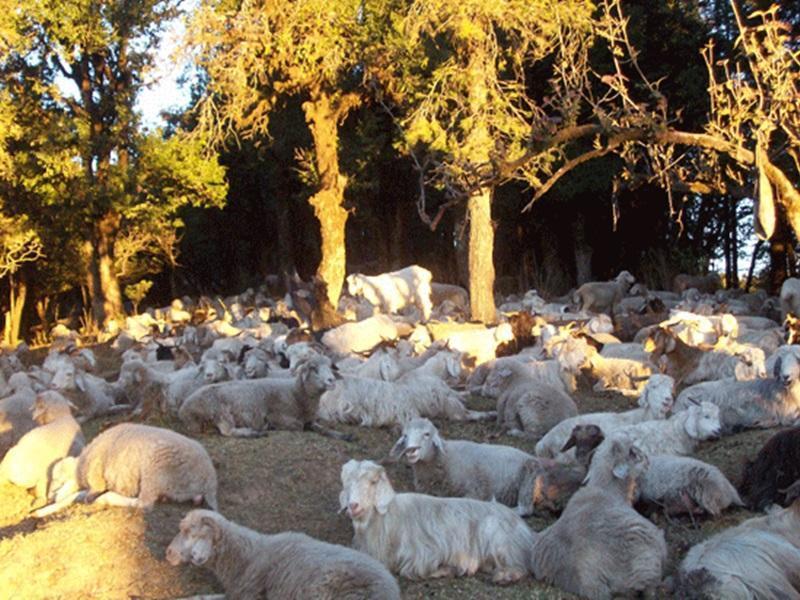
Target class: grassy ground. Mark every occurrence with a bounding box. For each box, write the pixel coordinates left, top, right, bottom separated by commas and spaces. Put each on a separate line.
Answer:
0, 346, 779, 599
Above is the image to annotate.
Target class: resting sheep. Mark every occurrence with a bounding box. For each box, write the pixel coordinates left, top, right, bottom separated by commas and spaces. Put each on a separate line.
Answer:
388, 417, 533, 506
321, 315, 412, 356
339, 459, 535, 583
780, 277, 800, 320
673, 499, 800, 599
535, 374, 675, 459
739, 426, 800, 510
441, 323, 515, 366
179, 354, 347, 439
674, 351, 800, 433
33, 422, 217, 517
346, 265, 433, 321
530, 437, 666, 599
0, 391, 84, 502
573, 270, 636, 315
166, 509, 401, 600
0, 373, 38, 458
673, 273, 721, 295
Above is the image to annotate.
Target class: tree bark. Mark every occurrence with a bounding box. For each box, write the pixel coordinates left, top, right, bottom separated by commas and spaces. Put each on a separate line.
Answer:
303, 93, 348, 307
574, 212, 593, 285
3, 274, 26, 346
467, 188, 496, 322
89, 211, 124, 325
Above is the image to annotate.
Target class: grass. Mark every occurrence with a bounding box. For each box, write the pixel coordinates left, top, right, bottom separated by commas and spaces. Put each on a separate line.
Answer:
0, 344, 779, 599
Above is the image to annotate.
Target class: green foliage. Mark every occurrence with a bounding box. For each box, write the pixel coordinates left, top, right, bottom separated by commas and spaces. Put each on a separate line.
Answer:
124, 279, 153, 314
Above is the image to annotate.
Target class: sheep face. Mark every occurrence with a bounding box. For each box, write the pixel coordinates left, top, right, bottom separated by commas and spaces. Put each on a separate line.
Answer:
200, 358, 227, 384
616, 270, 635, 289
639, 374, 674, 417
50, 361, 78, 391
339, 460, 396, 522
32, 391, 75, 424
683, 401, 722, 441
298, 356, 337, 394
482, 366, 515, 398
345, 274, 365, 298
733, 348, 767, 381
608, 438, 649, 482
389, 418, 443, 464
243, 350, 269, 379
166, 510, 221, 567
774, 353, 800, 387
561, 424, 604, 461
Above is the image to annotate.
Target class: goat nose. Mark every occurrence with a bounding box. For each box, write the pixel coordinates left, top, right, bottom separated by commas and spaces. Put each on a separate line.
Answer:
349, 502, 360, 511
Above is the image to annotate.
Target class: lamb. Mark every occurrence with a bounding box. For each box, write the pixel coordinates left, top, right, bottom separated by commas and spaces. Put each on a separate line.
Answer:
166, 509, 400, 600
346, 265, 433, 321
388, 417, 533, 506
673, 499, 800, 599
516, 424, 605, 516
673, 273, 722, 294
339, 459, 535, 583
674, 351, 800, 433
780, 276, 800, 320
596, 400, 721, 458
738, 426, 800, 510
33, 422, 217, 517
638, 455, 742, 516
0, 391, 84, 502
573, 270, 636, 315
530, 437, 666, 599
179, 354, 349, 439
318, 375, 492, 427
321, 315, 412, 356
534, 374, 675, 459
493, 360, 578, 440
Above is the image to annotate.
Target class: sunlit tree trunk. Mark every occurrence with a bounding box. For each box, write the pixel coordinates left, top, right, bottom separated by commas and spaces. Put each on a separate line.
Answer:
467, 188, 496, 322
97, 211, 124, 322
303, 92, 348, 308
3, 274, 26, 346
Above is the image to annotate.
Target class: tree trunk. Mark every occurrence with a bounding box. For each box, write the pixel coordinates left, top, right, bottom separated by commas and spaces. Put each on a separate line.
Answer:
769, 215, 793, 295
89, 211, 124, 326
3, 274, 26, 347
467, 188, 496, 322
303, 93, 348, 307
574, 212, 593, 285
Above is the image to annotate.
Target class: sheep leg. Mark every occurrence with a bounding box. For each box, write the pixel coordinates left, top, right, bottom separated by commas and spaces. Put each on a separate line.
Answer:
465, 409, 497, 421
92, 491, 147, 509
307, 421, 354, 442
31, 491, 87, 518
492, 568, 526, 585
217, 421, 268, 437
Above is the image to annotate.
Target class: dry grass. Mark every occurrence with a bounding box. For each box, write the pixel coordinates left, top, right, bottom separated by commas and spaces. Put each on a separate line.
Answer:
0, 344, 779, 599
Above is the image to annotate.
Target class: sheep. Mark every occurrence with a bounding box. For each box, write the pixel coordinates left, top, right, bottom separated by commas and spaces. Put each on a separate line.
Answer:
470, 354, 580, 398
573, 270, 636, 316
596, 400, 721, 458
780, 277, 800, 320
0, 391, 84, 502
48, 358, 130, 420
516, 424, 605, 516
339, 459, 535, 583
240, 346, 270, 379
494, 367, 578, 441
563, 335, 651, 396
165, 509, 401, 600
681, 344, 767, 385
530, 437, 666, 599
638, 455, 743, 517
33, 423, 217, 518
0, 373, 38, 458
321, 315, 412, 356
440, 322, 515, 366
346, 265, 433, 321
673, 273, 722, 294
673, 500, 800, 599
534, 374, 675, 459
318, 375, 492, 427
738, 426, 800, 510
674, 351, 800, 433
179, 354, 349, 439
388, 417, 533, 506
430, 282, 469, 312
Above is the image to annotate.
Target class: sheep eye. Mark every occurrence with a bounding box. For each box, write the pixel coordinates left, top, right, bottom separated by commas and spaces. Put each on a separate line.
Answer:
424, 432, 431, 438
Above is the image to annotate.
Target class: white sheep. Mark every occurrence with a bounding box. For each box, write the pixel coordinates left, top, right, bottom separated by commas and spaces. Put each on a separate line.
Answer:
674, 500, 800, 598
346, 265, 434, 321
440, 322, 515, 366
470, 354, 581, 398
597, 400, 722, 458
33, 422, 217, 517
573, 270, 636, 315
681, 344, 767, 385
530, 437, 666, 599
534, 374, 675, 459
780, 277, 800, 320
166, 509, 401, 599
388, 418, 533, 506
179, 354, 349, 439
321, 315, 412, 356
49, 357, 130, 421
0, 373, 38, 458
0, 391, 84, 501
638, 455, 743, 516
674, 350, 800, 433
339, 459, 535, 583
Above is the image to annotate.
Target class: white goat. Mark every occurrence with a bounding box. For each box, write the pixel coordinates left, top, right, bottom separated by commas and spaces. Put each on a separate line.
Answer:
573, 270, 636, 315
346, 265, 433, 321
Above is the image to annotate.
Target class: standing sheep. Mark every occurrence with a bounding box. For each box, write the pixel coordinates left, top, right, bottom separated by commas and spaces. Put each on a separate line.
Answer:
33, 422, 217, 517
573, 270, 636, 315
166, 509, 401, 599
530, 437, 667, 599
346, 265, 433, 321
339, 459, 535, 583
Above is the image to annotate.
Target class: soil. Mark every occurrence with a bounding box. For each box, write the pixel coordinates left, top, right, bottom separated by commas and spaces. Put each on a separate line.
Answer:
0, 345, 780, 599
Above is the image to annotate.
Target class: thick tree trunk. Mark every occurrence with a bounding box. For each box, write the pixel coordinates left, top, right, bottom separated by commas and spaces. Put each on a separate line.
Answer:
303, 94, 348, 307
467, 188, 496, 323
768, 216, 793, 295
3, 274, 26, 346
574, 212, 593, 285
86, 212, 124, 326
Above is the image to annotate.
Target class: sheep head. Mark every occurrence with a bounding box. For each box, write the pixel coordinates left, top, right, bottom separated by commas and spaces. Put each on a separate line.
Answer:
339, 460, 396, 522
638, 374, 675, 418
297, 355, 337, 394
561, 424, 604, 464
166, 509, 223, 567
774, 352, 800, 387
682, 401, 722, 441
389, 418, 444, 464
32, 390, 76, 424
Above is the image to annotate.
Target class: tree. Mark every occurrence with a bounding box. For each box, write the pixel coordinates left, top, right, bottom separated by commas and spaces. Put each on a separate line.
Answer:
187, 0, 368, 308
376, 0, 596, 322
0, 212, 43, 345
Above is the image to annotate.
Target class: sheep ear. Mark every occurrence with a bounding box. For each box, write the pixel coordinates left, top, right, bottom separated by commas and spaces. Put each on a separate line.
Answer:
338, 488, 349, 513
446, 356, 460, 379
683, 412, 700, 439
378, 358, 394, 381
432, 431, 445, 453
375, 472, 395, 515
612, 462, 630, 480
774, 356, 783, 379
75, 373, 86, 392
389, 435, 407, 459
561, 432, 578, 452
199, 515, 222, 543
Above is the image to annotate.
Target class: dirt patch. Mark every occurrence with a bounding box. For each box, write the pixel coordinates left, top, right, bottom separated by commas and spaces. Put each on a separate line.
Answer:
0, 345, 778, 599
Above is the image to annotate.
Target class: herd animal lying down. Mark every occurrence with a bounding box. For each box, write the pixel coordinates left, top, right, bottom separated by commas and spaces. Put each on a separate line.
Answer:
7, 266, 800, 598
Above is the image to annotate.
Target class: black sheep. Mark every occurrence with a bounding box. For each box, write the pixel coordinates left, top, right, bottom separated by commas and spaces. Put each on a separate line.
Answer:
739, 426, 800, 510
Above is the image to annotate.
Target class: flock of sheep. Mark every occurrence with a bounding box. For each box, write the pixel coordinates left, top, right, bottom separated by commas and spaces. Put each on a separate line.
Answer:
3, 264, 800, 598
